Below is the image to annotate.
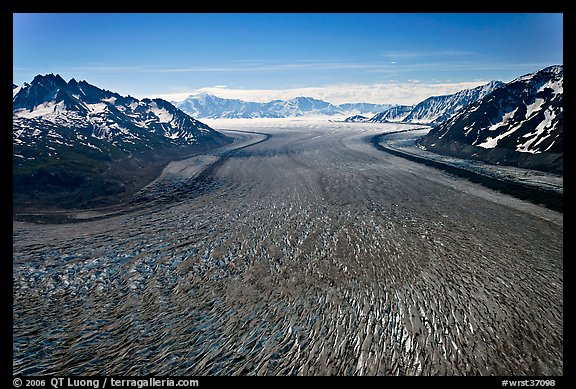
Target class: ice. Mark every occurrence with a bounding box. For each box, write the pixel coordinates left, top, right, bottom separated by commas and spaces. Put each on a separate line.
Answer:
202, 116, 426, 134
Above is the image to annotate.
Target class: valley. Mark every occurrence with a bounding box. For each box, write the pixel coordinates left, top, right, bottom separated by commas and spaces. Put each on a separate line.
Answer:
13, 120, 563, 376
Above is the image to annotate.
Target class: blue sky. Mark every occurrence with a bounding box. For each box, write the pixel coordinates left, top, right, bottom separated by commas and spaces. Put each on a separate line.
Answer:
13, 13, 563, 104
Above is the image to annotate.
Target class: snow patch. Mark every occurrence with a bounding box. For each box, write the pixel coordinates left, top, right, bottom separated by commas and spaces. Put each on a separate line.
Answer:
150, 102, 174, 123
101, 96, 117, 104
14, 101, 67, 119
13, 85, 22, 98
525, 98, 544, 119
516, 107, 557, 153
84, 143, 103, 152
87, 103, 107, 114
540, 79, 563, 96
477, 110, 520, 150
487, 107, 518, 133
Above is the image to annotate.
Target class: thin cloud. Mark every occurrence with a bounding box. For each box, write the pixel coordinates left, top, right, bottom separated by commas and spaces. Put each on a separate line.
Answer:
61, 60, 554, 77
66, 61, 386, 73
379, 50, 481, 59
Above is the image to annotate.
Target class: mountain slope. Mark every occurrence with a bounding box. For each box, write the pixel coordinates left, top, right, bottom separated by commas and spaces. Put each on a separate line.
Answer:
13, 74, 232, 209
418, 65, 563, 173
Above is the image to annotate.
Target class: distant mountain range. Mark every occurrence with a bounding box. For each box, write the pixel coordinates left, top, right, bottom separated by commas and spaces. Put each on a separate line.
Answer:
176, 94, 392, 119
418, 65, 563, 173
13, 74, 231, 209
176, 81, 505, 127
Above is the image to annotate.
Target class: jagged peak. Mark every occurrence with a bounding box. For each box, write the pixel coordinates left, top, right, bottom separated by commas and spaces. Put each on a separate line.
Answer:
31, 73, 67, 86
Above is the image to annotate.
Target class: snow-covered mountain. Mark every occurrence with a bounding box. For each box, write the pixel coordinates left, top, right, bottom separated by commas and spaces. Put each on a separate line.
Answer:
366, 105, 414, 123
264, 96, 343, 117
13, 74, 227, 152
419, 65, 563, 173
176, 93, 391, 118
401, 81, 505, 125
13, 74, 231, 208
353, 81, 504, 125
343, 115, 370, 123
176, 93, 262, 119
